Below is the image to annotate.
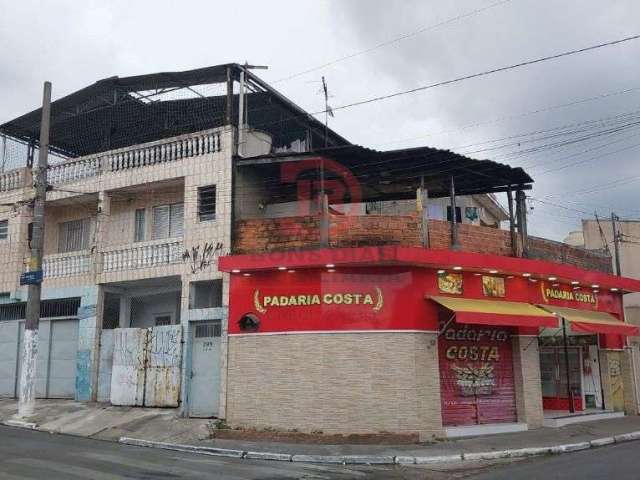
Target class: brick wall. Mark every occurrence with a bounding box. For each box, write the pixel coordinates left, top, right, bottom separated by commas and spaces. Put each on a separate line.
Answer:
233, 215, 613, 273
528, 236, 612, 274
226, 332, 444, 440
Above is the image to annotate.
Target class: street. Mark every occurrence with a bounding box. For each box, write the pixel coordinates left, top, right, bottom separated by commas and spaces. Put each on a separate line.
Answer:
1, 425, 639, 479
0, 426, 399, 480
465, 442, 640, 480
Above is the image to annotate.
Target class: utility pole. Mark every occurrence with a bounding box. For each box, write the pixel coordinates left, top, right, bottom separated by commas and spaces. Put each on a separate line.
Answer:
18, 81, 51, 418
611, 212, 622, 277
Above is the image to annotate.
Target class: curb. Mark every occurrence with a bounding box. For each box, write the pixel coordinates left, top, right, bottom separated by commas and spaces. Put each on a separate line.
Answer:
118, 430, 640, 465
2, 419, 38, 430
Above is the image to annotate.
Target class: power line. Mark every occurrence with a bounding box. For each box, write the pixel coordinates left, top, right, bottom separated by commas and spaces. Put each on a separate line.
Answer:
271, 0, 513, 83
322, 33, 640, 115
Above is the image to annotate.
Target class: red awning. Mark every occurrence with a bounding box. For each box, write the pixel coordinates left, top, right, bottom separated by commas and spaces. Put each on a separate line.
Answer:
537, 305, 640, 336
430, 296, 558, 328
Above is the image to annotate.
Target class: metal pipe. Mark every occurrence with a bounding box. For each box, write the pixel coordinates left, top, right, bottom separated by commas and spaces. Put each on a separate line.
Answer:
449, 176, 459, 249
562, 318, 575, 413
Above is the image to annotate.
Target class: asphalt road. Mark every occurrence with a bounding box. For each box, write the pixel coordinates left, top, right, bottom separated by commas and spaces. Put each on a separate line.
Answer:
465, 442, 640, 480
0, 426, 398, 480
2, 425, 639, 480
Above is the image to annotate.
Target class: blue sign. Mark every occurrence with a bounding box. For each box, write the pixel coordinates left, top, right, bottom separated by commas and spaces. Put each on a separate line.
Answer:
20, 270, 43, 286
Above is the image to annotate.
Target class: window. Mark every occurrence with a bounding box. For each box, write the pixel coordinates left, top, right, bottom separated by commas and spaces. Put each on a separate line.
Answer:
195, 322, 221, 338
446, 206, 462, 224
0, 220, 7, 240
154, 315, 172, 326
189, 279, 223, 309
134, 208, 146, 242
198, 185, 217, 222
152, 203, 183, 239
58, 218, 90, 253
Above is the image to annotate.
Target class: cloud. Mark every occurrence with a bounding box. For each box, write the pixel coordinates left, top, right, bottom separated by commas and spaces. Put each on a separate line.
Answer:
1, 0, 638, 240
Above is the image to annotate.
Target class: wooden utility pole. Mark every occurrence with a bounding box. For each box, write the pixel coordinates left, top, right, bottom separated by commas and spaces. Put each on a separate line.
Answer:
611, 212, 622, 277
18, 81, 51, 418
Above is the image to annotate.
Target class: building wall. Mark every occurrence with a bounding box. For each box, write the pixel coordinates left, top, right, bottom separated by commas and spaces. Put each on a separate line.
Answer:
0, 127, 234, 407
226, 332, 443, 440
234, 215, 613, 273
512, 335, 544, 428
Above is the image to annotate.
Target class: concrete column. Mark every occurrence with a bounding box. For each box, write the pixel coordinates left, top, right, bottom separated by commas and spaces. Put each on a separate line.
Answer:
75, 287, 102, 402
92, 191, 111, 278
511, 335, 544, 428
118, 296, 131, 328
622, 348, 639, 415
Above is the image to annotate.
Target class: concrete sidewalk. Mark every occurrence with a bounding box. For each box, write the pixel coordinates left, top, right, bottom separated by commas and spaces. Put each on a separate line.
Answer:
2, 398, 640, 463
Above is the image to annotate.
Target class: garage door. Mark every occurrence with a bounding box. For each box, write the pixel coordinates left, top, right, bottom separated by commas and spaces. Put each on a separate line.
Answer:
47, 320, 79, 398
10, 319, 79, 399
439, 323, 517, 426
0, 321, 20, 397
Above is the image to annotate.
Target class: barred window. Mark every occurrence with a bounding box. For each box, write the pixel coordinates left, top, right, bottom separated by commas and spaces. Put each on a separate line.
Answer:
0, 220, 7, 240
198, 185, 216, 222
58, 218, 90, 253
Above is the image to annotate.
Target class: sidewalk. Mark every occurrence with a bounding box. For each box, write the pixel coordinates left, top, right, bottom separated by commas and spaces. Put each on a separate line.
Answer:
2, 398, 640, 464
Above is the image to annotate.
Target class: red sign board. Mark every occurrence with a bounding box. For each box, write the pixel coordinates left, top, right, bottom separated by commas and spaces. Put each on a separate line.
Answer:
439, 323, 517, 426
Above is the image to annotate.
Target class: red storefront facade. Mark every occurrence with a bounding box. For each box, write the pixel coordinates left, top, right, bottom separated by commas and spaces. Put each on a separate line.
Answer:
220, 246, 640, 438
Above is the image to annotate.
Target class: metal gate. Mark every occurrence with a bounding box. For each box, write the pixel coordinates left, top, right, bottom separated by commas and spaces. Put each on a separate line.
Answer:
109, 325, 182, 407
188, 321, 222, 417
0, 319, 78, 399
439, 323, 516, 426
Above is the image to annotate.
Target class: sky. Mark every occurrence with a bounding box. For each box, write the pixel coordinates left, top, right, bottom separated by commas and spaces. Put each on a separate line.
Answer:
1, 0, 639, 241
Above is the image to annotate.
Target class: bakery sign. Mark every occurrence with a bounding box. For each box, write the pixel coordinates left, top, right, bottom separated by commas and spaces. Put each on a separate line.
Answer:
541, 282, 598, 307
253, 288, 384, 313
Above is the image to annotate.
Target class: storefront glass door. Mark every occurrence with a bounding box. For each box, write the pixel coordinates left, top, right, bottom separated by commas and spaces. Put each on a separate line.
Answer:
540, 347, 583, 411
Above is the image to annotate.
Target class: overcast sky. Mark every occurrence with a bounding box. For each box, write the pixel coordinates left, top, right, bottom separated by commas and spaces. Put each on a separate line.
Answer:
1, 0, 639, 240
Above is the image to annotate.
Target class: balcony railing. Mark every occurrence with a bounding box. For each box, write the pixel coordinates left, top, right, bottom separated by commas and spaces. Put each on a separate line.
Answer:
46, 128, 223, 186
42, 251, 92, 278
101, 239, 183, 273
0, 167, 29, 193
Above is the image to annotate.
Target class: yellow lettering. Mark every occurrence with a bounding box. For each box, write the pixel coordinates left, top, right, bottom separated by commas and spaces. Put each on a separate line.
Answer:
353, 293, 362, 304
343, 294, 353, 305
297, 295, 307, 306
311, 295, 320, 305
323, 293, 333, 304
333, 293, 343, 305
263, 296, 272, 306
363, 294, 373, 305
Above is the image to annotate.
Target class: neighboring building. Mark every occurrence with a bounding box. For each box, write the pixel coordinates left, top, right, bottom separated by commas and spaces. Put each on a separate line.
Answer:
0, 64, 349, 416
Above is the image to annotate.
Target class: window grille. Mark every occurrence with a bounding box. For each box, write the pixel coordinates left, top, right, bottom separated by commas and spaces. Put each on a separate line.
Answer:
0, 219, 7, 240
195, 322, 221, 338
154, 315, 172, 326
198, 185, 216, 221
58, 218, 90, 253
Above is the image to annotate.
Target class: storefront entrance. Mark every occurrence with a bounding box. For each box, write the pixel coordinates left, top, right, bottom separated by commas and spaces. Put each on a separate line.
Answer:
540, 346, 583, 411
439, 324, 517, 426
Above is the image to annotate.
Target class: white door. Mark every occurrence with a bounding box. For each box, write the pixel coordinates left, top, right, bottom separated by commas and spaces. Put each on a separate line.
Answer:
144, 325, 182, 407
0, 321, 20, 397
14, 319, 78, 398
188, 321, 222, 417
47, 319, 79, 398
110, 328, 148, 406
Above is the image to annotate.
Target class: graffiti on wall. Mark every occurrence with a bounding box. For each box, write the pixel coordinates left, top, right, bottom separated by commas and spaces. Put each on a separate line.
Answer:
182, 242, 225, 274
